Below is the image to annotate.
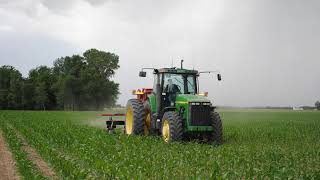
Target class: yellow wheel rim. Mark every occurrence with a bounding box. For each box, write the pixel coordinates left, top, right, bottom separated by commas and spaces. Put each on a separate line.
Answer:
162, 119, 170, 142
126, 106, 133, 134
144, 112, 151, 135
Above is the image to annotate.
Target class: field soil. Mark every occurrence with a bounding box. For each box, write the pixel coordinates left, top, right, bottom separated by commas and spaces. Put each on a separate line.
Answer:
13, 128, 57, 179
0, 130, 19, 180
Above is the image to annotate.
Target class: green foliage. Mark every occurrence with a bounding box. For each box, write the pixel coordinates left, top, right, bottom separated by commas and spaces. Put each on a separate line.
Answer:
0, 65, 23, 109
83, 49, 119, 78
0, 49, 120, 110
29, 66, 56, 110
52, 49, 120, 110
0, 110, 319, 179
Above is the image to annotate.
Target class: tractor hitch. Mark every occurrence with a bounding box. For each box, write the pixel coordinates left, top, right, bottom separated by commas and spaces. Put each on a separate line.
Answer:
102, 113, 125, 134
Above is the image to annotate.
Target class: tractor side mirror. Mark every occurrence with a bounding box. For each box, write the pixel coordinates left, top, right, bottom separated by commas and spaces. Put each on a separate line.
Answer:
139, 71, 147, 77
217, 74, 222, 81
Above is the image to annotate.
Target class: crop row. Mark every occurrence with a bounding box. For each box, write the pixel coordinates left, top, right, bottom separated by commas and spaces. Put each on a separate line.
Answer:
0, 122, 46, 179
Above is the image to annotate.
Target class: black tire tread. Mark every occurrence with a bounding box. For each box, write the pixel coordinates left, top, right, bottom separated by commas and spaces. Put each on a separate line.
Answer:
126, 99, 145, 135
162, 111, 183, 142
211, 111, 223, 144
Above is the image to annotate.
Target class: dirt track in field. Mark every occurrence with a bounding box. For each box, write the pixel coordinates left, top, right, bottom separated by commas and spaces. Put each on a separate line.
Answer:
12, 128, 57, 179
0, 130, 19, 180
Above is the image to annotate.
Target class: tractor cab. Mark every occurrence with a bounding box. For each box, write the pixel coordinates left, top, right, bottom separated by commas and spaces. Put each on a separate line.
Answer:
155, 68, 198, 108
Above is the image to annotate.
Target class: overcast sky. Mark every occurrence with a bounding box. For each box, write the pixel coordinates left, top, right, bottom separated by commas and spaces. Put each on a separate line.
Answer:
1, 0, 320, 107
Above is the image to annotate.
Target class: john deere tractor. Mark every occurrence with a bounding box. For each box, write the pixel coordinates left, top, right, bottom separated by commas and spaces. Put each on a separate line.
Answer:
125, 61, 223, 144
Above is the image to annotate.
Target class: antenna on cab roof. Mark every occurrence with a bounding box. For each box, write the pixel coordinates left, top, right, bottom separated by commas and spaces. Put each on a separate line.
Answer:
171, 56, 173, 68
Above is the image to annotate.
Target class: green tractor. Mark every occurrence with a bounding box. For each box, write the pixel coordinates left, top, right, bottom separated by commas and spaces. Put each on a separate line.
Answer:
125, 61, 223, 144
103, 60, 222, 144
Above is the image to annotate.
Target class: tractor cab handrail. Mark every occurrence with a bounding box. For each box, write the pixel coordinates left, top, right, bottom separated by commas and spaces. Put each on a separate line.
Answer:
198, 70, 220, 74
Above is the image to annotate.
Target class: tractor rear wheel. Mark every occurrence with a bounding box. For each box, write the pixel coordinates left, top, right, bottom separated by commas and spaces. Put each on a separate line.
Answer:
125, 99, 145, 135
161, 111, 183, 142
211, 111, 223, 145
143, 102, 151, 135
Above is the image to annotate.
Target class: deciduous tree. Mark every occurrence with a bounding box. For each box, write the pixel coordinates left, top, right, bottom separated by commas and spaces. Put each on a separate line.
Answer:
315, 101, 320, 110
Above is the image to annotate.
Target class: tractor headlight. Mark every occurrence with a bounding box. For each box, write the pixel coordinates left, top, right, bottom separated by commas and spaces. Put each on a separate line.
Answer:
191, 102, 208, 105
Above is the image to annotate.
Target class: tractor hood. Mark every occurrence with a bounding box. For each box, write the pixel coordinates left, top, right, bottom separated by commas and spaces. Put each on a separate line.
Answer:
175, 94, 210, 104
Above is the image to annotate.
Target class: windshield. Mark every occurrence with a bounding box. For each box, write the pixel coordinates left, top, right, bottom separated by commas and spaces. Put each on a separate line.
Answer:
162, 73, 197, 94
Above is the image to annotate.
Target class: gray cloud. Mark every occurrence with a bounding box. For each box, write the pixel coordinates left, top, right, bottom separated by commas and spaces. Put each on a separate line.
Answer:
0, 32, 82, 76
0, 0, 109, 16
41, 0, 109, 13
1, 0, 320, 107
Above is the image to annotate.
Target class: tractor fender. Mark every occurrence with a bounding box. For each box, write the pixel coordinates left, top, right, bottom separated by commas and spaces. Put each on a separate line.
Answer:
162, 107, 176, 114
152, 107, 176, 131
156, 106, 176, 130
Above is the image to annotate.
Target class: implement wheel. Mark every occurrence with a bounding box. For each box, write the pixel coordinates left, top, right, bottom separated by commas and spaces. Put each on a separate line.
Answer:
161, 111, 183, 142
125, 99, 145, 135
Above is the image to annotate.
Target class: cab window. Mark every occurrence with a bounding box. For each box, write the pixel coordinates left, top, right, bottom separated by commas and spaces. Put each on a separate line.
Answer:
162, 73, 196, 94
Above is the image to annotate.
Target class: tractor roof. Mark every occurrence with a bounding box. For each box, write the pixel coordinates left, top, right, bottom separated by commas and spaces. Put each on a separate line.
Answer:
157, 68, 198, 74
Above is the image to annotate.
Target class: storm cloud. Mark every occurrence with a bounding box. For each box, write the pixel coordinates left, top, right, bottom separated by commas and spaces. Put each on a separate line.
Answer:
1, 0, 319, 106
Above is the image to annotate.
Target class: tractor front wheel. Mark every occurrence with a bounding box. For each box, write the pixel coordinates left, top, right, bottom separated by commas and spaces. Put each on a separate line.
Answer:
161, 111, 183, 142
211, 111, 223, 145
125, 99, 145, 135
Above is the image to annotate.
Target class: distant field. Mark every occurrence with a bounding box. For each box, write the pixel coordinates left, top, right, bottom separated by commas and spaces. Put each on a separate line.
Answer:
0, 109, 319, 179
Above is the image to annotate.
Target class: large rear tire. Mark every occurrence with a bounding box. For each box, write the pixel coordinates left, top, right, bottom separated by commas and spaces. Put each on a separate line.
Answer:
211, 111, 223, 145
161, 111, 183, 142
125, 99, 145, 135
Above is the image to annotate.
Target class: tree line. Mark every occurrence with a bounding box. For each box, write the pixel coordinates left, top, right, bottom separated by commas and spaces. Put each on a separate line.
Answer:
0, 49, 120, 111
